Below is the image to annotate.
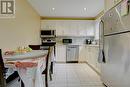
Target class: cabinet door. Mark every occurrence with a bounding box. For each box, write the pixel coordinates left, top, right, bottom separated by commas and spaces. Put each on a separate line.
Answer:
86, 23, 94, 36
79, 45, 86, 62
56, 45, 66, 62
41, 21, 56, 30
56, 28, 63, 36
87, 29, 94, 36
94, 47, 101, 73
89, 47, 96, 67
86, 46, 101, 73
55, 22, 64, 36
85, 46, 89, 63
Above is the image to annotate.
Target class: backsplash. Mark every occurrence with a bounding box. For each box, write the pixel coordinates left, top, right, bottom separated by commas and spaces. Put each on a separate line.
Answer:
56, 36, 94, 45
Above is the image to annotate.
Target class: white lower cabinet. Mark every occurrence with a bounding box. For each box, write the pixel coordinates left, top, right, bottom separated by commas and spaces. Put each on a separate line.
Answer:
79, 45, 87, 62
85, 46, 101, 73
56, 45, 66, 62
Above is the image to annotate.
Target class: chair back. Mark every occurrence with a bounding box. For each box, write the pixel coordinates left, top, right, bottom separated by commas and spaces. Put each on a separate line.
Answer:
45, 47, 53, 68
28, 45, 41, 50
45, 46, 53, 79
0, 49, 4, 68
0, 49, 6, 87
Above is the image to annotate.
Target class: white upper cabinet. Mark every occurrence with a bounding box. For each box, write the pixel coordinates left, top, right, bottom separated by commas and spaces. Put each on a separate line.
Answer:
86, 23, 95, 36
41, 20, 56, 30
55, 22, 64, 36
41, 20, 95, 37
104, 0, 122, 12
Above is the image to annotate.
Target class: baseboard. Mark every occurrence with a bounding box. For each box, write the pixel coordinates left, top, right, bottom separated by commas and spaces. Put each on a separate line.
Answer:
78, 61, 86, 63
55, 61, 66, 63
66, 61, 78, 63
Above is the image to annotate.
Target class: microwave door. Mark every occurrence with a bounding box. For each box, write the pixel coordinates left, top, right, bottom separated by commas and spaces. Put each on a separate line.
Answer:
41, 30, 55, 37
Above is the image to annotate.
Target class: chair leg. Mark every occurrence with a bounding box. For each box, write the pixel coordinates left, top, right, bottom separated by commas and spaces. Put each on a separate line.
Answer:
21, 80, 24, 87
45, 74, 48, 87
49, 69, 52, 81
50, 62, 53, 74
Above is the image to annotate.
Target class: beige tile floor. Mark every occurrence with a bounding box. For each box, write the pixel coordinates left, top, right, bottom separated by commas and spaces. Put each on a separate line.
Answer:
49, 63, 105, 87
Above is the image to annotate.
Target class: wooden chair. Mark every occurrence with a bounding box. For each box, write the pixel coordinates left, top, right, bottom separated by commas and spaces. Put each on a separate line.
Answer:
42, 46, 53, 87
28, 45, 41, 50
0, 49, 6, 87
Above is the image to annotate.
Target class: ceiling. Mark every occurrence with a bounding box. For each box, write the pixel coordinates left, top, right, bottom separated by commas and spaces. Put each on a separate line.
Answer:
27, 0, 104, 18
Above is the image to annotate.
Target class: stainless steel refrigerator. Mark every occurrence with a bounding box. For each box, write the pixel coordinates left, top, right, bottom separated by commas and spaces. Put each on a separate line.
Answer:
99, 0, 130, 87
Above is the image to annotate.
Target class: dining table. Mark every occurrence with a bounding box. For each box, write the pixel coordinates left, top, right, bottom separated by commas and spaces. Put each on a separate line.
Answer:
3, 50, 48, 87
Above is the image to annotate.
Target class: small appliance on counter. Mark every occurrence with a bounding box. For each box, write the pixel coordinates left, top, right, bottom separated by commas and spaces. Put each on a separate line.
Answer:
86, 39, 92, 44
62, 39, 72, 44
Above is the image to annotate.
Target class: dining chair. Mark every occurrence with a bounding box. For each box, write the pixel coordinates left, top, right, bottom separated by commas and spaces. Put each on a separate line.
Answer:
28, 45, 41, 50
0, 49, 24, 87
42, 46, 53, 87
0, 49, 6, 87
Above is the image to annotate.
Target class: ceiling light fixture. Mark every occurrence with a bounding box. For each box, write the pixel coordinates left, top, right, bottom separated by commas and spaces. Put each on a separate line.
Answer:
52, 8, 55, 11
84, 8, 87, 11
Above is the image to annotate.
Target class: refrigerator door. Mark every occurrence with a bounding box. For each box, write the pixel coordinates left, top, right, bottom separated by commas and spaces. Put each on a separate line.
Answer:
102, 0, 130, 35
101, 32, 130, 87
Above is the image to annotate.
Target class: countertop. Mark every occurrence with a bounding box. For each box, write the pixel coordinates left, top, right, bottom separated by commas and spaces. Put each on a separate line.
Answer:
56, 43, 99, 47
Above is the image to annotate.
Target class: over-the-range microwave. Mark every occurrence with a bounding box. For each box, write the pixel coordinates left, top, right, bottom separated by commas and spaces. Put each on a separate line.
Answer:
41, 30, 56, 37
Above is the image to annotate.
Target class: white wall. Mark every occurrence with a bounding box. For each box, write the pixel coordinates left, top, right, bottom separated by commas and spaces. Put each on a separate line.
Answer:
0, 0, 40, 52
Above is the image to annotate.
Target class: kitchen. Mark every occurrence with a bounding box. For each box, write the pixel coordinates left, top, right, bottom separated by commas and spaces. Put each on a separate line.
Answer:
0, 0, 130, 87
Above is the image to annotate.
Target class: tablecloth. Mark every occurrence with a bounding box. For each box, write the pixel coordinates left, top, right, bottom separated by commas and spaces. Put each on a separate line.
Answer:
5, 56, 46, 87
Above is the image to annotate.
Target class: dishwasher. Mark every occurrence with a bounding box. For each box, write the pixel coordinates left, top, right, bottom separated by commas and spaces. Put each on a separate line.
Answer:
66, 45, 79, 63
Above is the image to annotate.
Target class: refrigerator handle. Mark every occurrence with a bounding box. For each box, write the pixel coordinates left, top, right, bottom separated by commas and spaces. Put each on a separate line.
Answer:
102, 50, 106, 63
98, 20, 106, 63
98, 49, 106, 63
